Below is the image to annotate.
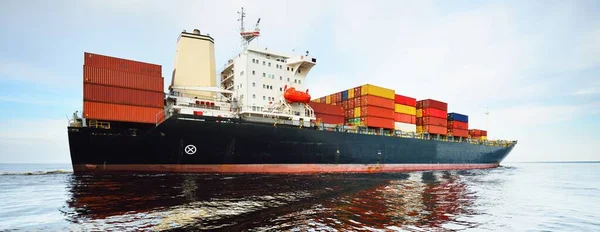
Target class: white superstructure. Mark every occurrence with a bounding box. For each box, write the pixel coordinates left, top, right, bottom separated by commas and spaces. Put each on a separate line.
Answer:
164, 8, 317, 125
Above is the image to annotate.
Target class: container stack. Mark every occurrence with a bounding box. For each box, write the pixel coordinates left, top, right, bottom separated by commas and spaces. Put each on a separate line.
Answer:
469, 129, 488, 140
447, 113, 469, 138
352, 84, 395, 129
393, 94, 417, 132
308, 102, 344, 124
416, 99, 448, 135
312, 84, 395, 129
83, 52, 165, 124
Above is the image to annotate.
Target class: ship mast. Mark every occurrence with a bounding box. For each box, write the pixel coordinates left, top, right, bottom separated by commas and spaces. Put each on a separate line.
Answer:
485, 107, 490, 137
238, 7, 260, 50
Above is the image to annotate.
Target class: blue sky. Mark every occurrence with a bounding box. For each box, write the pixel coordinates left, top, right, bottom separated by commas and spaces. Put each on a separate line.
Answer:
0, 0, 598, 163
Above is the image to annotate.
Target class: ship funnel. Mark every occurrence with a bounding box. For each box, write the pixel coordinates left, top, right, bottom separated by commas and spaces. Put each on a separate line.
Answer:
170, 29, 216, 99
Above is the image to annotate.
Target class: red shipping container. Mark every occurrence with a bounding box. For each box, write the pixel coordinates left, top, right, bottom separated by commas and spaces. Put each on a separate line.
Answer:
348, 100, 355, 109
421, 108, 448, 119
317, 114, 345, 124
447, 121, 468, 130
448, 128, 469, 137
394, 94, 417, 106
84, 66, 164, 92
360, 95, 394, 109
354, 97, 361, 107
417, 117, 448, 127
337, 92, 342, 100
84, 52, 162, 77
308, 102, 344, 116
342, 100, 348, 110
417, 99, 448, 111
84, 84, 163, 108
361, 106, 394, 119
354, 87, 361, 96
83, 101, 164, 124
320, 97, 326, 103
347, 109, 354, 118
394, 113, 416, 124
469, 129, 487, 137
361, 116, 394, 129
421, 125, 447, 135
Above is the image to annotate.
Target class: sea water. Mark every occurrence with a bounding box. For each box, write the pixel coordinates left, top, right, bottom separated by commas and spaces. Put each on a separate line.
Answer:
0, 163, 598, 231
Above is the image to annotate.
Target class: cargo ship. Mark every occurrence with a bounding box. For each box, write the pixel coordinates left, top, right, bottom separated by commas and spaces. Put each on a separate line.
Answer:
67, 9, 516, 174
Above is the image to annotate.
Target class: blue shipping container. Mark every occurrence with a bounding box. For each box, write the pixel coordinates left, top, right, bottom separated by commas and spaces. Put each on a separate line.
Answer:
342, 90, 348, 101
448, 112, 468, 123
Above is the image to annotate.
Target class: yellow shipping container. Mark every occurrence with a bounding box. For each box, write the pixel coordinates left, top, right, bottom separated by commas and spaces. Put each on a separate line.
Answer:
360, 84, 395, 99
395, 104, 416, 115
312, 98, 320, 103
354, 107, 361, 117
417, 126, 423, 133
348, 88, 355, 99
480, 136, 487, 141
326, 95, 331, 104
416, 109, 423, 117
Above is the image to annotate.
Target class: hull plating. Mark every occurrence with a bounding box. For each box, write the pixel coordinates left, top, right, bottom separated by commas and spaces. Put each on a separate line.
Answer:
67, 115, 515, 174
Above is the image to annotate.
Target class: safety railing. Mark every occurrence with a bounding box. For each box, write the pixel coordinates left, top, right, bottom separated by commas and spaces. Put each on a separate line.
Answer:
88, 120, 110, 129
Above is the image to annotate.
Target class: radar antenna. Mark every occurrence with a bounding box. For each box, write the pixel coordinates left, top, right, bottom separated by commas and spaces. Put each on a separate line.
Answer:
238, 7, 260, 50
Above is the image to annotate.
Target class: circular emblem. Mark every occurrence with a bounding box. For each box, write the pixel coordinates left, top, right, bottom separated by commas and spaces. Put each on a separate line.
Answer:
184, 145, 197, 155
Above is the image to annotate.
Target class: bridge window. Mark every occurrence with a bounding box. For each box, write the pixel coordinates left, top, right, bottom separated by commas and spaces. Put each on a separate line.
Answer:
298, 80, 301, 84
280, 76, 282, 80
263, 96, 266, 100
253, 94, 256, 98
252, 82, 255, 87
268, 62, 271, 67
263, 61, 266, 65
263, 73, 266, 77
252, 70, 255, 75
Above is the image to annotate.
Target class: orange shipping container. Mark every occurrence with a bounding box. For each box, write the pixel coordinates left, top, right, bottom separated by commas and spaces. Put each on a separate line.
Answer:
448, 128, 469, 137
84, 52, 162, 77
394, 113, 416, 124
84, 84, 164, 108
360, 116, 394, 129
84, 66, 164, 92
360, 106, 394, 119
83, 101, 164, 124
417, 125, 448, 135
360, 95, 394, 109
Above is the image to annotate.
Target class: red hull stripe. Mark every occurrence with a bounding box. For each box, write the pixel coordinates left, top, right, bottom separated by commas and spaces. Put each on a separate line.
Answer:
75, 163, 498, 174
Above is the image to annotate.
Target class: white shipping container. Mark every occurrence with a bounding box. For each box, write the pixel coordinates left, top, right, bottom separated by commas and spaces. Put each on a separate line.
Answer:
394, 122, 416, 132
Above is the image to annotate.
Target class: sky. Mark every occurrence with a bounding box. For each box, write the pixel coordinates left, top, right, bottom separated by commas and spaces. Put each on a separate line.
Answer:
0, 0, 598, 163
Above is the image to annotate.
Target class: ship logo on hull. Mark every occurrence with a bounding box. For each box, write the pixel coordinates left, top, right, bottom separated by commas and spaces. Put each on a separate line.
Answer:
184, 145, 197, 155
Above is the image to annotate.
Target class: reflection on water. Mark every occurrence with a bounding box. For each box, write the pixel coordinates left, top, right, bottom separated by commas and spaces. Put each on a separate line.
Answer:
60, 171, 488, 231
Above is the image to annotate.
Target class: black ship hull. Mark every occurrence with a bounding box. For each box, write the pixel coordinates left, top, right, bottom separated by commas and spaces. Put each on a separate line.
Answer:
67, 115, 515, 174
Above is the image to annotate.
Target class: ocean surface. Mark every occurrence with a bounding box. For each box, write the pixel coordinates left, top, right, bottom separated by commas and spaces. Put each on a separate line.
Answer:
0, 163, 598, 231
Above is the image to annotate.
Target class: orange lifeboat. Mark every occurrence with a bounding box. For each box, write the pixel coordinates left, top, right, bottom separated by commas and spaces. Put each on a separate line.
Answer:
283, 85, 311, 103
